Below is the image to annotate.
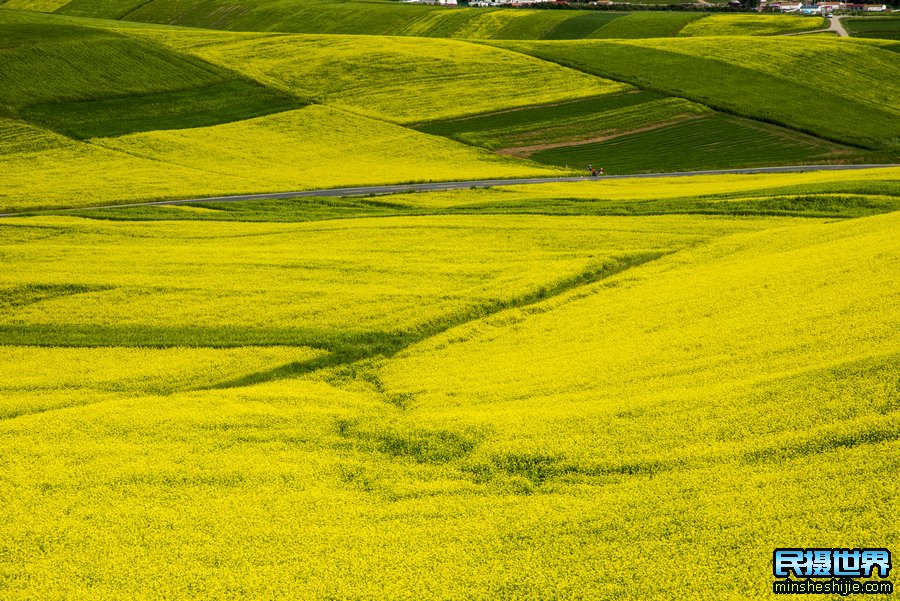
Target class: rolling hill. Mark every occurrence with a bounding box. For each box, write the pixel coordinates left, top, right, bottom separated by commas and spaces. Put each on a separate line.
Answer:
492, 36, 900, 150
2, 1, 832, 39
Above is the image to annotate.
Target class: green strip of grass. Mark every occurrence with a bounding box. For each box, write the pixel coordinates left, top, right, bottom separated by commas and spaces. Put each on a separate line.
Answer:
20, 80, 304, 139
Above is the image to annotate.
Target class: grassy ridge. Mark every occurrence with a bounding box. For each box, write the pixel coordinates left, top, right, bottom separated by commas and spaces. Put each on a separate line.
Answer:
0, 21, 221, 109
542, 12, 623, 40
492, 36, 900, 150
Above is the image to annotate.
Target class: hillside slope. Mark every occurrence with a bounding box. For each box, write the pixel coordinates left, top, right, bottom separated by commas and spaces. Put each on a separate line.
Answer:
1, 2, 830, 39
493, 36, 900, 150
0, 110, 563, 213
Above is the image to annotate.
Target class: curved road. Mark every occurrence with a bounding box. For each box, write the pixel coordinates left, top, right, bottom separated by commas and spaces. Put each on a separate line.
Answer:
783, 15, 848, 37
3, 164, 896, 216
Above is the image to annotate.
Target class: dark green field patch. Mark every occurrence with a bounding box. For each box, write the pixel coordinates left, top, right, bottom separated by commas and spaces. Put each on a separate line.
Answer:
415, 91, 695, 150
0, 19, 230, 111
542, 12, 624, 40
589, 12, 706, 39
0, 20, 110, 48
528, 113, 869, 173
845, 16, 900, 40
20, 80, 304, 139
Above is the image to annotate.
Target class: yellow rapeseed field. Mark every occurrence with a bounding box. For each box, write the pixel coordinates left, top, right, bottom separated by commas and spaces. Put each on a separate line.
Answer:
0, 213, 789, 336
0, 109, 562, 212
1, 192, 897, 598
0, 346, 324, 419
123, 30, 628, 123
2, 5, 898, 597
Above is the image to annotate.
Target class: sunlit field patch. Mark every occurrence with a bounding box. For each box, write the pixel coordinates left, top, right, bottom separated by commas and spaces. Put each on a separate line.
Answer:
126, 30, 628, 123
0, 108, 562, 213
0, 213, 787, 346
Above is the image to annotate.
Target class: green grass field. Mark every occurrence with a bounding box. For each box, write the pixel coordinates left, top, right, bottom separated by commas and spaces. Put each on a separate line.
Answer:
845, 16, 900, 40
20, 80, 301, 139
528, 113, 863, 173
2, 6, 899, 598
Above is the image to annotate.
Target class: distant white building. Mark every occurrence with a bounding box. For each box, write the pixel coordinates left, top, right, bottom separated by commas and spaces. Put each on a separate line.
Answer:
817, 1, 844, 12
865, 3, 887, 10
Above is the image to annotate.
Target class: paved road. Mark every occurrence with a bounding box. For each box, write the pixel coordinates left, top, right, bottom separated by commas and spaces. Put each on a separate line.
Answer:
829, 16, 849, 37
3, 164, 896, 217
